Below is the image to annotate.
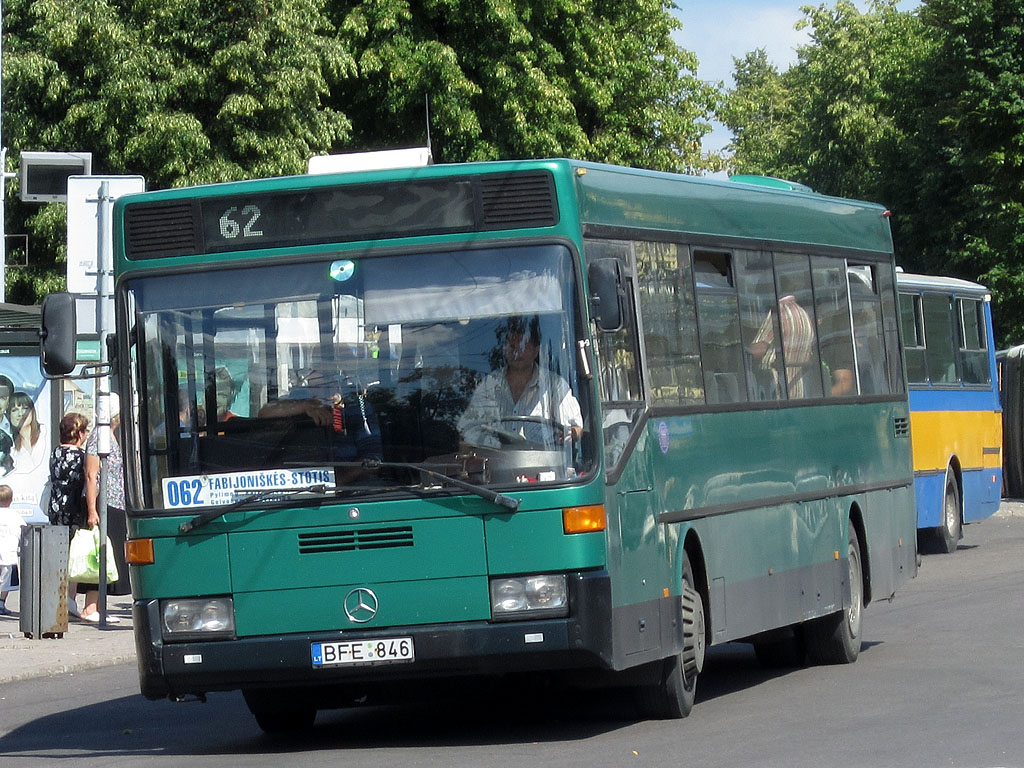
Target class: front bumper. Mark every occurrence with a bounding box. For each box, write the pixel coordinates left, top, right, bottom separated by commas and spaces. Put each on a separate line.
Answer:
135, 570, 613, 700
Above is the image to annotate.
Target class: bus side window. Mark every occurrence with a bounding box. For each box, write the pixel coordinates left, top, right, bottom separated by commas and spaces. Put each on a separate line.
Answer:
693, 250, 747, 405
585, 239, 644, 470
899, 292, 927, 384
847, 264, 889, 396
812, 258, 856, 397
877, 264, 905, 394
634, 241, 703, 406
772, 253, 823, 399
735, 250, 784, 402
959, 298, 990, 385
923, 293, 957, 384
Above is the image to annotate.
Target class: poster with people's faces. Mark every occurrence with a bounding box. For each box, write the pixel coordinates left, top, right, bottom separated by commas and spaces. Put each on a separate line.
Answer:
0, 358, 53, 522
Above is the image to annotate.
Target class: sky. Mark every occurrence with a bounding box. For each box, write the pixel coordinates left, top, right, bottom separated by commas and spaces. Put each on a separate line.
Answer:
672, 0, 920, 156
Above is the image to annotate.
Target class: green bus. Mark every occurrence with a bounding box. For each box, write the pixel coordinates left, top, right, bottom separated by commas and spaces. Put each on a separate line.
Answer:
44, 158, 917, 730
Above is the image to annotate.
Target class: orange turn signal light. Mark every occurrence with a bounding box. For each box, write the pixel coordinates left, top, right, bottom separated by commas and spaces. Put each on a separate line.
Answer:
125, 538, 155, 565
562, 505, 606, 534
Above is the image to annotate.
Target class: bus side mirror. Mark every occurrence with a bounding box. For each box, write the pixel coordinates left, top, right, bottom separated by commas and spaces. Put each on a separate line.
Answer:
588, 259, 624, 332
40, 292, 77, 376
106, 333, 119, 369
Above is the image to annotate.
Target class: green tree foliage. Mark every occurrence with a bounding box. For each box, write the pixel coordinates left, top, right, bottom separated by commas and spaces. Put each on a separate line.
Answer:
720, 0, 1024, 344
917, 0, 1024, 343
722, 0, 929, 201
1, 0, 717, 304
3, 0, 354, 303
790, 1, 929, 201
331, 0, 717, 170
717, 49, 800, 179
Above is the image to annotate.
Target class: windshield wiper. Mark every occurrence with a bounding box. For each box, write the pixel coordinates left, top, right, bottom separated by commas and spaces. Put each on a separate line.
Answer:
179, 459, 520, 534
179, 484, 329, 533
355, 458, 520, 511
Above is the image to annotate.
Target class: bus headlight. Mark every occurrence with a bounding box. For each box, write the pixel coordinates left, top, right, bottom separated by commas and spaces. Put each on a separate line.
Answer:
490, 574, 568, 620
161, 597, 236, 641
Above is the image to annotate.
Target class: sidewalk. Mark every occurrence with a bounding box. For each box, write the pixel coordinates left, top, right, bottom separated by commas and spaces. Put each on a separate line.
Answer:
0, 589, 137, 685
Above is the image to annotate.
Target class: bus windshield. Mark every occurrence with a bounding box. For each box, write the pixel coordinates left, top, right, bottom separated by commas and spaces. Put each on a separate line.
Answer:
127, 243, 594, 510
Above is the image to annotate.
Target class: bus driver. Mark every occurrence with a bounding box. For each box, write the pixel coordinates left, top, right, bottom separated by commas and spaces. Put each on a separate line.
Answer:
458, 316, 583, 449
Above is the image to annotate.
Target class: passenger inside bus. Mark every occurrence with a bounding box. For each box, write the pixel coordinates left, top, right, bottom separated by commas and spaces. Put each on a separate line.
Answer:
213, 366, 241, 421
457, 315, 583, 449
817, 311, 856, 396
749, 295, 816, 399
257, 366, 383, 467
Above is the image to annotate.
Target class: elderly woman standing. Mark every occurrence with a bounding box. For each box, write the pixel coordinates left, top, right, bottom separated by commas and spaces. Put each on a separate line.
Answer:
48, 412, 90, 618
82, 393, 130, 623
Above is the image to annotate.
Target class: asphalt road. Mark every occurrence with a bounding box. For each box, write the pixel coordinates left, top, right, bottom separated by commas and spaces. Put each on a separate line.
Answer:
1, 508, 1023, 768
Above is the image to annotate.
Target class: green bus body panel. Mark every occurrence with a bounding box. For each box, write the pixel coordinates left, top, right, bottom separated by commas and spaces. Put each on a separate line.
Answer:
483, 511, 605, 575
228, 516, 487, 592
604, 430, 674, 611
128, 482, 603, 539
113, 158, 890, 274
574, 163, 893, 253
607, 401, 914, 643
130, 535, 232, 598
688, 485, 914, 642
653, 403, 910, 527
232, 576, 489, 637
112, 159, 587, 271
128, 493, 607, 633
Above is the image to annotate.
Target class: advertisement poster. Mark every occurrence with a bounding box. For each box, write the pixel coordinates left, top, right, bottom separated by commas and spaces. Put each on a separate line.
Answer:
0, 356, 53, 523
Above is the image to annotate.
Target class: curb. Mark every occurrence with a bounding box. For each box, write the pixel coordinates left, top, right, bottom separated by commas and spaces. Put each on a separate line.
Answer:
0, 652, 137, 686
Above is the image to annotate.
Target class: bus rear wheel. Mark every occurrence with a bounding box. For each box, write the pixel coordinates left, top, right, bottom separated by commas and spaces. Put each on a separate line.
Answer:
933, 474, 962, 554
805, 524, 863, 665
243, 689, 317, 734
635, 552, 705, 719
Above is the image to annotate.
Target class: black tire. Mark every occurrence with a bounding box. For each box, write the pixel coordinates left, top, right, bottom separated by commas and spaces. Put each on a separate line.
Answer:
805, 524, 863, 665
933, 474, 962, 554
635, 551, 704, 719
243, 690, 317, 734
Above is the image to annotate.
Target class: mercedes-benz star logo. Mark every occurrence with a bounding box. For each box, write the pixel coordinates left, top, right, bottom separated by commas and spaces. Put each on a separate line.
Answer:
344, 587, 379, 623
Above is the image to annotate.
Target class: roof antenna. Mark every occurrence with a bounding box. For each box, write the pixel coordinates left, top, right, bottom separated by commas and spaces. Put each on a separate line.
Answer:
425, 95, 433, 161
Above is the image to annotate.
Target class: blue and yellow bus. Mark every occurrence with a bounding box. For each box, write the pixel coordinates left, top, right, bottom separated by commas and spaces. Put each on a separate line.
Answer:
897, 273, 1002, 553
43, 157, 917, 730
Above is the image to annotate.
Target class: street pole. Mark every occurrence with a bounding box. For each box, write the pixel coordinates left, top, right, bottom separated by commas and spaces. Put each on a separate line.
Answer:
1, 4, 7, 303
95, 180, 114, 625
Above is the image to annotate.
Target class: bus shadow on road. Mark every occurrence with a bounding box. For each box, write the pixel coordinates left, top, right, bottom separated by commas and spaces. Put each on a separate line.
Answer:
0, 685, 641, 758
695, 639, 885, 706
0, 642, 887, 758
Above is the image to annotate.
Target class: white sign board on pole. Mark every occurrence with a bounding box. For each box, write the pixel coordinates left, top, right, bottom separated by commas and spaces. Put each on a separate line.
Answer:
66, 175, 145, 336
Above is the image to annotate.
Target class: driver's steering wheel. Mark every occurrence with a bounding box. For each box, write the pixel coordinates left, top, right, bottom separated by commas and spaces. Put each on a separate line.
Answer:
474, 416, 572, 448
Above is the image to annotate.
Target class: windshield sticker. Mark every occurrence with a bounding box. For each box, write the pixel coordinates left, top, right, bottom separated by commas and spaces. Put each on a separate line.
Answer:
162, 467, 334, 509
658, 421, 670, 454
329, 259, 355, 282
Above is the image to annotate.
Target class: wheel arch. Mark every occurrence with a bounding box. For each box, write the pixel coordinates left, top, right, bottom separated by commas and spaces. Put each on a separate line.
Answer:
847, 502, 872, 607
946, 455, 964, 522
680, 528, 711, 648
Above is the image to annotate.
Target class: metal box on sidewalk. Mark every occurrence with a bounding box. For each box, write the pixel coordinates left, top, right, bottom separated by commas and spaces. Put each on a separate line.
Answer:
18, 524, 69, 639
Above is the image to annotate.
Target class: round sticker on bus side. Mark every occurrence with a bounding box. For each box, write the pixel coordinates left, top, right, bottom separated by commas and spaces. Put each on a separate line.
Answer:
658, 421, 670, 454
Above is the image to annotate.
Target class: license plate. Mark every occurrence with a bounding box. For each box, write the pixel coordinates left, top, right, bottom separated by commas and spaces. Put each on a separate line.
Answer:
311, 637, 415, 667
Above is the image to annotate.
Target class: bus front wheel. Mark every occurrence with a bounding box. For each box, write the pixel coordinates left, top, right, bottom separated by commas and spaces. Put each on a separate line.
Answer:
805, 524, 863, 665
635, 551, 705, 719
